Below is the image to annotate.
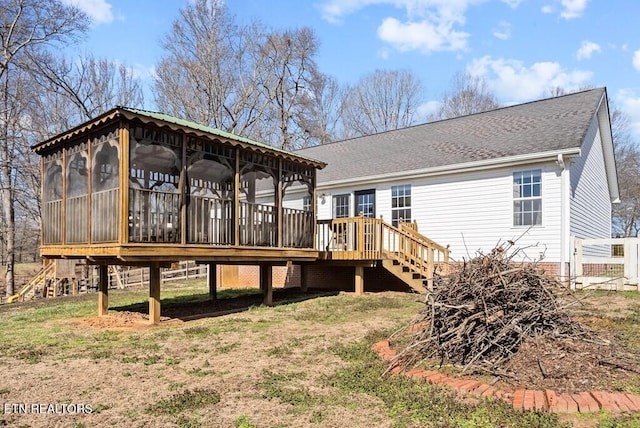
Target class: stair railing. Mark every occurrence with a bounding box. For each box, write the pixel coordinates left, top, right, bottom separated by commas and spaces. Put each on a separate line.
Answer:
317, 217, 449, 284
6, 262, 55, 303
394, 221, 450, 276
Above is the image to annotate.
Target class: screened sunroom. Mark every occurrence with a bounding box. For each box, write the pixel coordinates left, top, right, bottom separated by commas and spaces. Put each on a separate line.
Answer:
35, 107, 325, 264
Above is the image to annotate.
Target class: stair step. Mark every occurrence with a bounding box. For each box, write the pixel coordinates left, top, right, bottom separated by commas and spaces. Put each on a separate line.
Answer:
381, 259, 427, 294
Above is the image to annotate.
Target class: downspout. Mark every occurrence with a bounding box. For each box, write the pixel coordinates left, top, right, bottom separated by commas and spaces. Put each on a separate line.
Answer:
557, 154, 569, 281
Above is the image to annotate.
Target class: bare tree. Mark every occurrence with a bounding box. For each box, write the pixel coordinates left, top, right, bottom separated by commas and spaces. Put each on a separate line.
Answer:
610, 106, 640, 237
297, 70, 343, 146
257, 27, 320, 150
614, 143, 640, 237
154, 0, 327, 150
341, 69, 423, 138
545, 85, 595, 99
153, 0, 270, 138
29, 52, 144, 131
430, 71, 500, 120
0, 0, 87, 296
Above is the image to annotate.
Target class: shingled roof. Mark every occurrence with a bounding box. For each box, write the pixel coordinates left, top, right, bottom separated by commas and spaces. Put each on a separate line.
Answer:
297, 87, 608, 184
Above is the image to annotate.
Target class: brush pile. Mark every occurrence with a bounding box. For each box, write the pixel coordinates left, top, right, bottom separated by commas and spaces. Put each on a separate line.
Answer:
395, 244, 597, 374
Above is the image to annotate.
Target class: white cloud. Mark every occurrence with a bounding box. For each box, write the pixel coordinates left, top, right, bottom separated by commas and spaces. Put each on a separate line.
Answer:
501, 0, 522, 7
466, 56, 592, 101
540, 0, 588, 19
576, 41, 601, 60
560, 0, 588, 19
633, 50, 640, 71
616, 89, 640, 136
418, 100, 441, 118
320, 0, 484, 53
541, 4, 554, 14
319, 0, 365, 24
492, 21, 511, 40
377, 17, 469, 52
131, 64, 155, 81
61, 0, 114, 25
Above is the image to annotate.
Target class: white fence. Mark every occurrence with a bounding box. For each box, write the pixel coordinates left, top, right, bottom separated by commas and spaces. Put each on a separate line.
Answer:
571, 237, 639, 291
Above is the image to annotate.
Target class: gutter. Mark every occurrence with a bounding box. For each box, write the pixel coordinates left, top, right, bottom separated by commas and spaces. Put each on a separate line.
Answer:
317, 148, 582, 189
557, 153, 569, 280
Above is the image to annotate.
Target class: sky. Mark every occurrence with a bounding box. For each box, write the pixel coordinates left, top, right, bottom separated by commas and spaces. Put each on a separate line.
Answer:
62, 0, 640, 139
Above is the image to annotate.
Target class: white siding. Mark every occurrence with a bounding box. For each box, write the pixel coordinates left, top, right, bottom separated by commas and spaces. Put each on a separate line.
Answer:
282, 192, 304, 210
569, 120, 612, 241
317, 161, 563, 262
412, 163, 562, 263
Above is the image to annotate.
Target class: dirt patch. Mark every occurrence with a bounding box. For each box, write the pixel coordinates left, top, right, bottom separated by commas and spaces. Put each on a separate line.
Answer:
400, 291, 640, 396
493, 293, 640, 394
498, 333, 640, 394
72, 311, 179, 330
69, 289, 340, 330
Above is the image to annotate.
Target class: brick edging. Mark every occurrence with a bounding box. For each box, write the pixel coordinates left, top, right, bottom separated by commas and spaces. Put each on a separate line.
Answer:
372, 340, 640, 414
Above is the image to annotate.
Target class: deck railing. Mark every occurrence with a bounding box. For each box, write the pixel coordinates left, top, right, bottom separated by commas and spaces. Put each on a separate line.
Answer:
317, 217, 449, 277
187, 195, 233, 245
283, 208, 314, 248
129, 188, 180, 243
128, 190, 315, 248
397, 220, 449, 269
239, 201, 276, 246
398, 219, 418, 234
46, 186, 315, 250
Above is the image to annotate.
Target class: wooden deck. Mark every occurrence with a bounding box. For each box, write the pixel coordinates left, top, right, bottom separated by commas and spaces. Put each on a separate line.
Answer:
28, 108, 453, 324
36, 216, 449, 324
39, 243, 319, 264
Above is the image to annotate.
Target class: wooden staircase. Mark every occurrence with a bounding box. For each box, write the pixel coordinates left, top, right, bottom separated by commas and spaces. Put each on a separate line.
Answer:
317, 217, 449, 294
6, 262, 55, 303
382, 222, 450, 293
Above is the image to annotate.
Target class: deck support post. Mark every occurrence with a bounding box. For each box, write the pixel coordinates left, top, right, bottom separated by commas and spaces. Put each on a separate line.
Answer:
98, 265, 109, 316
300, 264, 308, 293
208, 263, 217, 300
260, 264, 273, 306
149, 264, 161, 324
355, 265, 364, 296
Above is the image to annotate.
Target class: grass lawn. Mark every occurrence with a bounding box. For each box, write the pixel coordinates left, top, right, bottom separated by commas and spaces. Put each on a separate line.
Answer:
0, 282, 639, 427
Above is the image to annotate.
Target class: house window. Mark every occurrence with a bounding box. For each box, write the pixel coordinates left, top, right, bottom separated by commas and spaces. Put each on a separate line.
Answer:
513, 169, 542, 226
333, 194, 350, 218
303, 195, 311, 212
391, 184, 411, 227
355, 189, 375, 218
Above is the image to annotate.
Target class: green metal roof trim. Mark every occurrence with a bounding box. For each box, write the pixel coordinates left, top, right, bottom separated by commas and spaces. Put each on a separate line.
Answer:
32, 106, 326, 169
120, 107, 324, 167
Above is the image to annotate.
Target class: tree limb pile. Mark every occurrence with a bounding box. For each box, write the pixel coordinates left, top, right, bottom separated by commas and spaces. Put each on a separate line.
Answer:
394, 244, 597, 374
